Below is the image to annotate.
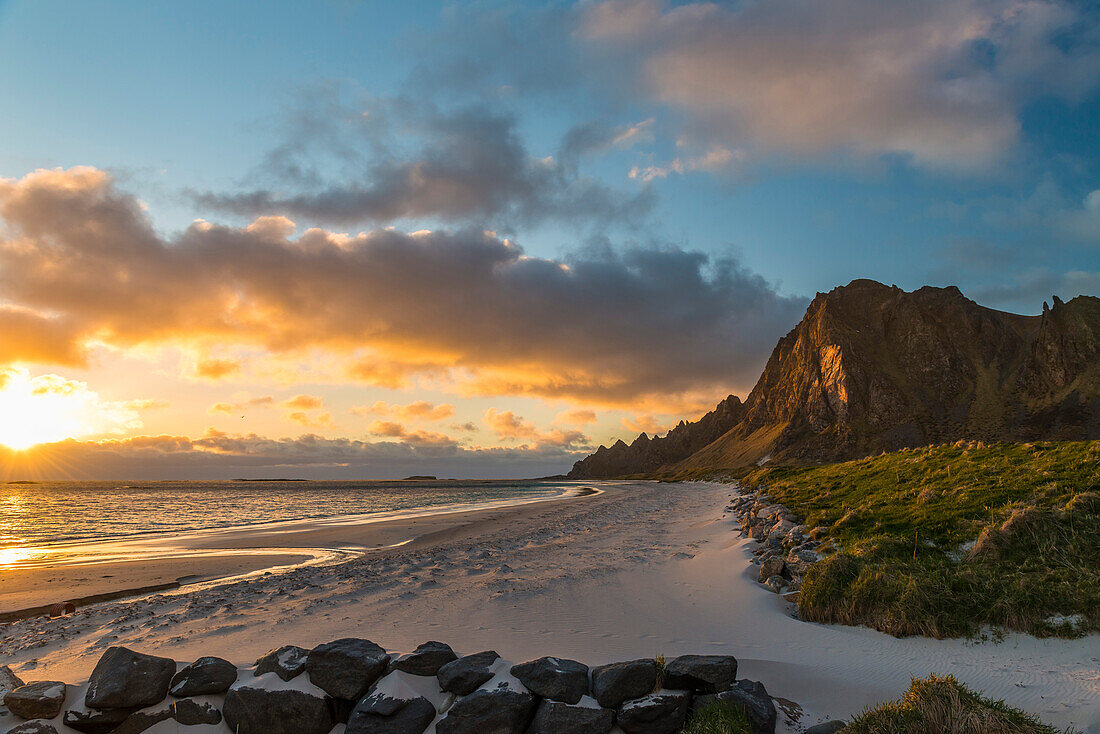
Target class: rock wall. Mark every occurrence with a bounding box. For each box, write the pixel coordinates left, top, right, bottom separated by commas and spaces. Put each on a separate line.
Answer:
0, 643, 802, 734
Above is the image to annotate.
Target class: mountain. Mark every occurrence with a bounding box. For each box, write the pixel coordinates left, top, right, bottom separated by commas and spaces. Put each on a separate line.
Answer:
568, 279, 1100, 478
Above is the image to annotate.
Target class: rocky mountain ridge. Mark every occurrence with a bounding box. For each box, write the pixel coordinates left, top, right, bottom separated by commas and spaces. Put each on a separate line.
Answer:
569, 279, 1100, 478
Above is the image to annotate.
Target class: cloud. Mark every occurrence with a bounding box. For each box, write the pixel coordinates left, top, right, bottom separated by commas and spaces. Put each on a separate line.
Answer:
208, 396, 274, 415
574, 0, 1100, 170
194, 96, 653, 231
0, 167, 805, 406
192, 357, 241, 380
972, 267, 1100, 309
1056, 189, 1100, 242
0, 367, 146, 440
283, 394, 324, 410
484, 408, 589, 449
366, 420, 455, 447
554, 408, 597, 426
0, 429, 587, 480
621, 413, 671, 436
353, 400, 455, 422
287, 411, 335, 429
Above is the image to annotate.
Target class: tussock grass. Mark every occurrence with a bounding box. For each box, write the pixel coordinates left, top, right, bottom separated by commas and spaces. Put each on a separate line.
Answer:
748, 441, 1100, 637
683, 699, 754, 734
844, 674, 1062, 734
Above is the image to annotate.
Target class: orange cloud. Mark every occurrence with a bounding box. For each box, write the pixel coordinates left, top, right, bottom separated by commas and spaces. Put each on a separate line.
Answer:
483, 409, 589, 449
555, 408, 598, 425
283, 394, 324, 410
353, 400, 455, 422
621, 413, 671, 436
0, 167, 803, 405
288, 411, 335, 429
367, 420, 455, 447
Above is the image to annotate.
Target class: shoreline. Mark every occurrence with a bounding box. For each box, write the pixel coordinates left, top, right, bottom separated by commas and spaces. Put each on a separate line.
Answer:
1, 480, 1096, 732
0, 484, 601, 618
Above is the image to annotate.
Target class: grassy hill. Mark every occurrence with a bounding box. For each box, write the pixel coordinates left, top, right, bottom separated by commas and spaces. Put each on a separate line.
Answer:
741, 441, 1100, 638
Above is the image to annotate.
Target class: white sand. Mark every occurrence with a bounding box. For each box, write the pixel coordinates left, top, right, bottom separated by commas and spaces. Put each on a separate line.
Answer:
2, 481, 1097, 733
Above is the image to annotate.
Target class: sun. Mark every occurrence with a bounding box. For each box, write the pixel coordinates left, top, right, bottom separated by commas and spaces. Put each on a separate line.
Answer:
0, 370, 91, 450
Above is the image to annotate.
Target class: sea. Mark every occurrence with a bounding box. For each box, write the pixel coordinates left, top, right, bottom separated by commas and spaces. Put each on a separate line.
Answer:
0, 478, 585, 553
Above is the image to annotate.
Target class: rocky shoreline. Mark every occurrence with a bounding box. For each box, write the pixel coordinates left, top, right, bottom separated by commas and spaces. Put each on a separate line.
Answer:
0, 642, 847, 734
724, 482, 823, 606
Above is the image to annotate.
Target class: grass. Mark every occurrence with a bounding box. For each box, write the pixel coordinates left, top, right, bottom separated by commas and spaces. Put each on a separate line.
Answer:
744, 441, 1100, 638
844, 674, 1065, 733
683, 699, 754, 734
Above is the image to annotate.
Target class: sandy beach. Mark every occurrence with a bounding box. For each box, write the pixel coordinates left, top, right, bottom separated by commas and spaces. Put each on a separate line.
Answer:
2, 481, 1098, 733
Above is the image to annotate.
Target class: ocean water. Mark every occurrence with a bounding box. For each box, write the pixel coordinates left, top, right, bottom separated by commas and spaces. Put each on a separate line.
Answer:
0, 479, 585, 551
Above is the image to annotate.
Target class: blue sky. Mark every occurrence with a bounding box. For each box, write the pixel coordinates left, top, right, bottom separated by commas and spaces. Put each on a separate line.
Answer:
0, 0, 1098, 477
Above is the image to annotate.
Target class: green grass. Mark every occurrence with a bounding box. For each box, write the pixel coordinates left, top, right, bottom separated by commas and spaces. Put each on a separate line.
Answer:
683, 699, 754, 734
844, 674, 1064, 734
745, 441, 1100, 638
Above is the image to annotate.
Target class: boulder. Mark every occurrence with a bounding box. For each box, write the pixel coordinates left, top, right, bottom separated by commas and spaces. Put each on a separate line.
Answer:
663, 655, 737, 693
617, 691, 691, 734
435, 686, 535, 734
113, 698, 221, 734
306, 638, 391, 700
392, 641, 457, 676
222, 677, 335, 734
4, 681, 66, 720
63, 705, 135, 734
510, 657, 589, 704
169, 656, 237, 696
758, 557, 785, 583
805, 722, 847, 734
591, 659, 657, 709
436, 651, 499, 696
692, 679, 776, 734
527, 698, 614, 734
7, 722, 59, 734
0, 665, 25, 708
763, 576, 786, 593
254, 645, 309, 681
345, 692, 436, 734
85, 647, 175, 709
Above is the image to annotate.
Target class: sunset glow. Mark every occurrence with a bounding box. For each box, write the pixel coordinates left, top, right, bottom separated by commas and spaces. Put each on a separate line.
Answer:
0, 371, 88, 449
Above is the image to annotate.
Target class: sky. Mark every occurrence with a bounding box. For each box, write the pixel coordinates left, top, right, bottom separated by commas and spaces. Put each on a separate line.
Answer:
0, 0, 1098, 479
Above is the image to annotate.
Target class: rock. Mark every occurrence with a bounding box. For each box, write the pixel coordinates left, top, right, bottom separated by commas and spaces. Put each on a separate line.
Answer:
85, 647, 175, 709
435, 686, 536, 734
113, 698, 221, 734
169, 656, 237, 696
6, 722, 59, 734
223, 678, 335, 734
254, 645, 309, 681
345, 692, 436, 734
392, 641, 457, 676
663, 655, 737, 693
591, 659, 657, 709
1, 666, 26, 706
758, 557, 785, 583
805, 721, 847, 734
510, 657, 589, 704
527, 698, 614, 734
306, 638, 390, 701
763, 576, 786, 593
617, 691, 691, 734
4, 681, 66, 720
436, 651, 499, 696
692, 679, 776, 734
63, 706, 135, 734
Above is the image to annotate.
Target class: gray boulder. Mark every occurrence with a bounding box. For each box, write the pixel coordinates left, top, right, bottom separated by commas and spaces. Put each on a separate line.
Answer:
436, 651, 499, 696
591, 659, 657, 708
63, 706, 135, 734
663, 655, 737, 693
691, 679, 776, 734
527, 699, 614, 734
85, 647, 175, 709
510, 657, 589, 704
306, 638, 391, 700
617, 691, 691, 734
169, 656, 237, 696
254, 645, 309, 681
222, 682, 334, 734
435, 686, 535, 734
758, 557, 784, 583
345, 691, 436, 734
805, 721, 847, 734
392, 641, 457, 676
7, 722, 59, 734
0, 666, 25, 711
4, 681, 66, 720
113, 698, 221, 734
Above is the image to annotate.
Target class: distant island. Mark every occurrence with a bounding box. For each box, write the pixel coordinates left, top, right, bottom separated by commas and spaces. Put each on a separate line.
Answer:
401, 475, 438, 481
